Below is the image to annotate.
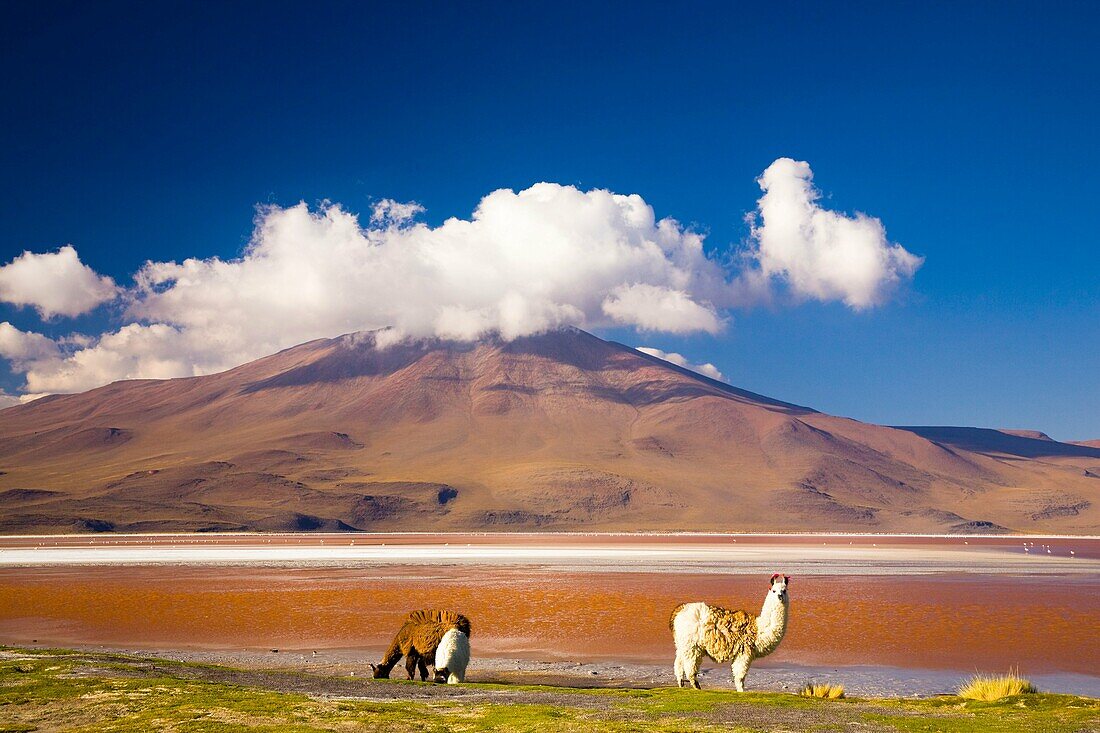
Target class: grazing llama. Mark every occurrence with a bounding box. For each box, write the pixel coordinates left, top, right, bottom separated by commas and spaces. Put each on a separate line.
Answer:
432, 627, 471, 684
670, 573, 790, 691
371, 610, 471, 681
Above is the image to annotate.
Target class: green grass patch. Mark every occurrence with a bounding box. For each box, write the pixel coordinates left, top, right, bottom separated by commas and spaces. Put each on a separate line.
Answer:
0, 647, 1096, 732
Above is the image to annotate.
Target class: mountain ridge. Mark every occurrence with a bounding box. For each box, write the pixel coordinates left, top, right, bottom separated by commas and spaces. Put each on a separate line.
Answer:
0, 328, 1096, 534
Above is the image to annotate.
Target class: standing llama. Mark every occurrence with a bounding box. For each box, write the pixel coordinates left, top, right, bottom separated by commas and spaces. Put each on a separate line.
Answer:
432, 627, 471, 684
371, 610, 471, 681
670, 573, 790, 691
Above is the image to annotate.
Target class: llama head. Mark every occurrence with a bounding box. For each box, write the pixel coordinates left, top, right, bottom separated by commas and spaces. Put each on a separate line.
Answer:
769, 573, 790, 602
369, 663, 388, 679
432, 667, 450, 684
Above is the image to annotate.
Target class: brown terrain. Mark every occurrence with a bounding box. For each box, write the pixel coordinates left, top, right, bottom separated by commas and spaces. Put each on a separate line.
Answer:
0, 327, 1097, 534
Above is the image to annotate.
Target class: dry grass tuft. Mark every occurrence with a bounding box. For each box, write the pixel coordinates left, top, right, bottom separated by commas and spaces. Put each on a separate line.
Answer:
798, 682, 845, 699
957, 671, 1037, 701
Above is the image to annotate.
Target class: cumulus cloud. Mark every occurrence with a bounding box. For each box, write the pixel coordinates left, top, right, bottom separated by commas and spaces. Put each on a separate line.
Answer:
635, 346, 723, 381
11, 323, 230, 394
0, 321, 61, 365
603, 284, 723, 334
370, 198, 425, 226
0, 390, 45, 408
0, 245, 118, 318
0, 161, 921, 398
740, 158, 923, 309
125, 182, 728, 353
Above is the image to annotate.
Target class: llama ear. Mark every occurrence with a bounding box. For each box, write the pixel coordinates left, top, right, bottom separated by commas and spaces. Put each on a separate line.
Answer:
784, 575, 791, 584
770, 572, 781, 585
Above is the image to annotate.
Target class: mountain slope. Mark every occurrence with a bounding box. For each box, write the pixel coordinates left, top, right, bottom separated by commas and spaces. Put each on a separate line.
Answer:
0, 328, 1096, 534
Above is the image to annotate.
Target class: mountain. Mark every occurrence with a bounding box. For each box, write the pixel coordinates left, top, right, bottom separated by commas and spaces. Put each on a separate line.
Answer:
998, 429, 1054, 441
0, 328, 1097, 534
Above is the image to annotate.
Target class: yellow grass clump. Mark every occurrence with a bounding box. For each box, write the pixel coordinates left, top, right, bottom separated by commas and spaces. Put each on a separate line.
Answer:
957, 671, 1038, 701
798, 682, 845, 699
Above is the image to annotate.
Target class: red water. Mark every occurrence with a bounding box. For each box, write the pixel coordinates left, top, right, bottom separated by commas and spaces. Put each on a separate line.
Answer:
2, 563, 1096, 674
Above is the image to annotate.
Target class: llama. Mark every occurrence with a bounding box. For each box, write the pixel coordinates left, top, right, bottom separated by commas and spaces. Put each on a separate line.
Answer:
371, 610, 471, 681
432, 627, 471, 684
670, 573, 789, 691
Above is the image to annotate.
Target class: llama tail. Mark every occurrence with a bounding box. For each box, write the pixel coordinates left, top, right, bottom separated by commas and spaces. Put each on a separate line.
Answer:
669, 602, 688, 631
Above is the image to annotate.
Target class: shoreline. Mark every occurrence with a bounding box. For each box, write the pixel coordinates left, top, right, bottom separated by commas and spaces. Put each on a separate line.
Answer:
8, 644, 1099, 698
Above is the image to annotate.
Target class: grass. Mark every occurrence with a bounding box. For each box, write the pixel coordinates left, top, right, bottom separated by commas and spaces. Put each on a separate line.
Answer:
958, 671, 1039, 701
798, 681, 845, 699
0, 647, 1095, 732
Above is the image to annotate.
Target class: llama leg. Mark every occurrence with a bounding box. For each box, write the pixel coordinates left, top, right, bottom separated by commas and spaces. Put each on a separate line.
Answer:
674, 653, 685, 687
684, 648, 703, 690
418, 656, 430, 681
404, 653, 420, 680
731, 654, 751, 692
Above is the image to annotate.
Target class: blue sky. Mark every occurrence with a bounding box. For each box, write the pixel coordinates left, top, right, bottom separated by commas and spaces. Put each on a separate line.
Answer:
1, 1, 1097, 439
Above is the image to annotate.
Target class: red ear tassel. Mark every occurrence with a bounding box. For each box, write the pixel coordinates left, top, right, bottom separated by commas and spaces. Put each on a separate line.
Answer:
770, 573, 782, 581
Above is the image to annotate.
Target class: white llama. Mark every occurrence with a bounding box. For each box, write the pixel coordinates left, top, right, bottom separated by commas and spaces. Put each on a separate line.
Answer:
433, 627, 470, 684
670, 573, 790, 691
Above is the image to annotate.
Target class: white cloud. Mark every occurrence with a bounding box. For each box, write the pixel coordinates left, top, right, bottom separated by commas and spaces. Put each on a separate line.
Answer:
122, 182, 728, 360
370, 198, 425, 226
741, 158, 923, 309
2, 322, 245, 395
635, 346, 723, 381
603, 284, 723, 334
0, 185, 728, 394
0, 390, 46, 408
0, 162, 921, 398
0, 321, 61, 365
0, 245, 118, 318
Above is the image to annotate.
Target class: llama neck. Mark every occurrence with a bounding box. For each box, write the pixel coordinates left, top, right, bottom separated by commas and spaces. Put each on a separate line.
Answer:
754, 592, 788, 657
376, 639, 404, 674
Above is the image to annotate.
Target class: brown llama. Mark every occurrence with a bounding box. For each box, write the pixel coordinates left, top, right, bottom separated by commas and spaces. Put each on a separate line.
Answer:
371, 610, 471, 680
